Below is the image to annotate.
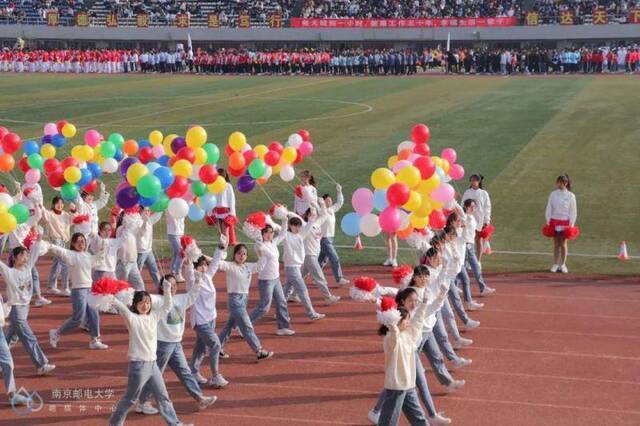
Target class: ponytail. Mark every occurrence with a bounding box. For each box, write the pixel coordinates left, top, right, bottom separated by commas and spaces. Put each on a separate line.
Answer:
556, 174, 572, 191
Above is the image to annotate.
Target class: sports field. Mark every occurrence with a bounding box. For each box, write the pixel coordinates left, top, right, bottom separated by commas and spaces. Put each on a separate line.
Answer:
0, 73, 638, 275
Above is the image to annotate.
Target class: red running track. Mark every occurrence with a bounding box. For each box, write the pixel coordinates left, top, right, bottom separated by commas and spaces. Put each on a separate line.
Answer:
1, 259, 639, 426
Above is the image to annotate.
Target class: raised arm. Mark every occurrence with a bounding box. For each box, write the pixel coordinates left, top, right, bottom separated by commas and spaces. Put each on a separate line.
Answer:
157, 280, 174, 318
111, 297, 133, 323
331, 184, 344, 213
94, 182, 110, 210
47, 244, 75, 266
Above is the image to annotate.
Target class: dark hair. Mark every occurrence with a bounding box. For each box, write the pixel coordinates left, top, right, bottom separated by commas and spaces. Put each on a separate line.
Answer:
158, 274, 176, 295
429, 232, 445, 248
12, 246, 27, 259
463, 199, 475, 211
408, 265, 430, 287
80, 191, 91, 199
261, 224, 274, 236
232, 243, 248, 260
445, 212, 460, 233
557, 174, 572, 191
378, 306, 410, 336
217, 168, 230, 183
302, 207, 312, 222
288, 216, 302, 230
70, 233, 86, 251
470, 174, 484, 189
321, 193, 331, 200
300, 170, 316, 187
51, 196, 63, 208
194, 255, 209, 269
425, 247, 438, 260
98, 221, 111, 233
130, 291, 152, 315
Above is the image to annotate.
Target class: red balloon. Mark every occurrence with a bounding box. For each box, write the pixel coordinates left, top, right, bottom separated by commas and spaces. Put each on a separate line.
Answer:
224, 144, 235, 157
199, 164, 218, 184
293, 149, 304, 165
0, 127, 8, 140
386, 182, 410, 206
176, 147, 196, 163
2, 132, 21, 154
411, 124, 430, 144
48, 169, 66, 188
429, 210, 447, 229
44, 158, 61, 174
243, 150, 258, 165
228, 166, 244, 177
56, 120, 69, 134
167, 156, 178, 167
138, 146, 154, 163
298, 129, 310, 142
268, 142, 283, 154
264, 150, 280, 167
18, 156, 30, 173
413, 156, 436, 179
166, 176, 189, 198
82, 180, 98, 193
60, 157, 79, 169
413, 143, 431, 156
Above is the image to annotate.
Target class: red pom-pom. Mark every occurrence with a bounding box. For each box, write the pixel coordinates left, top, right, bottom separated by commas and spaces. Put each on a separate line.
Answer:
379, 296, 397, 312
180, 235, 194, 250
478, 223, 495, 239
224, 215, 237, 226
22, 229, 39, 250
92, 277, 131, 295
23, 188, 34, 198
541, 224, 555, 238
563, 226, 580, 240
392, 264, 413, 284
354, 276, 377, 293
73, 214, 90, 224
205, 214, 217, 226
245, 212, 266, 229
294, 185, 303, 199
111, 206, 122, 217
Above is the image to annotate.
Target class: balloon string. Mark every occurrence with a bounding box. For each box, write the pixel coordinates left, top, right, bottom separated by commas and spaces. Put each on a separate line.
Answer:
258, 184, 276, 206
308, 156, 338, 185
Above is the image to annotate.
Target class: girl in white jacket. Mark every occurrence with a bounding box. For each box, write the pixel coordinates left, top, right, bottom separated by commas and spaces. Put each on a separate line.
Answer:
461, 174, 492, 262
543, 174, 578, 273
89, 222, 126, 281
72, 182, 110, 237
214, 168, 237, 246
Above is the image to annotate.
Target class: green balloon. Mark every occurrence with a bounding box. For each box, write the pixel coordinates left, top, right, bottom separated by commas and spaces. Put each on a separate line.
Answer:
150, 193, 169, 213
202, 143, 220, 165
248, 159, 267, 179
8, 203, 29, 224
137, 174, 162, 199
100, 141, 116, 158
60, 182, 79, 201
191, 180, 207, 197
27, 153, 44, 171
108, 133, 125, 149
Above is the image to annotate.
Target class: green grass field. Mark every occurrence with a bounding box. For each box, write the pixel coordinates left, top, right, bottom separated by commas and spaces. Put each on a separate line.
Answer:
1, 74, 638, 275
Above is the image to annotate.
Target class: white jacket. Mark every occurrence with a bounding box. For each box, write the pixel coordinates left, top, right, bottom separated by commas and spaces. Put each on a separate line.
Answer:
74, 189, 110, 236
1, 241, 46, 306
461, 188, 491, 227
545, 189, 577, 226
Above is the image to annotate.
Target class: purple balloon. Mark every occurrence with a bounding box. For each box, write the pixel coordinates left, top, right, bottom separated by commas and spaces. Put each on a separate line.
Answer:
119, 157, 139, 178
237, 175, 256, 193
171, 137, 187, 155
116, 185, 140, 209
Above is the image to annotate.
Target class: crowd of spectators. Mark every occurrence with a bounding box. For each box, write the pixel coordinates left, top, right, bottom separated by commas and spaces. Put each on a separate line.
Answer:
530, 0, 640, 24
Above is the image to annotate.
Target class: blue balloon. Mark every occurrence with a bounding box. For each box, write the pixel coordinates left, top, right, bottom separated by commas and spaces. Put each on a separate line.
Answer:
435, 166, 445, 182
153, 166, 175, 189
340, 212, 361, 237
23, 140, 40, 156
87, 162, 102, 179
51, 134, 66, 148
157, 155, 169, 166
199, 193, 217, 212
138, 139, 151, 149
139, 195, 157, 207
146, 162, 160, 175
188, 204, 205, 222
78, 168, 93, 186
114, 148, 124, 162
373, 189, 389, 212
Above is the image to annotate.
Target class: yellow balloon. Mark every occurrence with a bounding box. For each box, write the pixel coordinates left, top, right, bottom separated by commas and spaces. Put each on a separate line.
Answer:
396, 165, 421, 189
40, 144, 56, 159
0, 213, 16, 233
431, 200, 444, 210
228, 132, 247, 152
149, 130, 163, 147
172, 159, 193, 178
441, 159, 450, 174
163, 134, 178, 157
272, 163, 282, 174
254, 144, 269, 159
81, 146, 95, 162
409, 213, 429, 229
207, 176, 226, 194
0, 203, 7, 215
62, 123, 77, 138
417, 174, 441, 195
402, 191, 422, 211
371, 168, 396, 190
127, 163, 149, 186
415, 197, 433, 217
186, 126, 207, 148
71, 145, 83, 160
387, 155, 399, 169
281, 147, 297, 164
64, 166, 81, 184
193, 147, 207, 165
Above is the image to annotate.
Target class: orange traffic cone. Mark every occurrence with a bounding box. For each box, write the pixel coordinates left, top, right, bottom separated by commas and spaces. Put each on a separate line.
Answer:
354, 236, 363, 251
482, 240, 492, 255
618, 241, 629, 261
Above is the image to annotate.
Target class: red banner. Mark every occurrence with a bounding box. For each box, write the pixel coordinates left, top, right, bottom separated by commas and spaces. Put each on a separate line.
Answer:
47, 11, 59, 27
628, 8, 640, 24
290, 17, 517, 28
592, 7, 608, 25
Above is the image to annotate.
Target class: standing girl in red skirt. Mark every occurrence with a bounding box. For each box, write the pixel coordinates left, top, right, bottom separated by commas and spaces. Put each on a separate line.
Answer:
543, 175, 578, 273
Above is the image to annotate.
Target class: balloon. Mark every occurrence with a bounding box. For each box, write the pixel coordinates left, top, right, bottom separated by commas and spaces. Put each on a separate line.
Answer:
397, 141, 415, 153
449, 164, 465, 181
264, 150, 280, 167
351, 188, 374, 216
402, 191, 422, 211
398, 149, 412, 161
17, 157, 29, 173
150, 193, 169, 212
207, 176, 226, 194
0, 193, 13, 208
288, 133, 303, 149
186, 126, 207, 148
43, 123, 58, 136
149, 130, 163, 146
0, 153, 14, 172
82, 180, 98, 194
103, 158, 119, 174
8, 203, 29, 224
27, 153, 44, 171
60, 182, 79, 201
268, 141, 283, 153
108, 133, 125, 149
166, 176, 189, 198
396, 165, 421, 188
146, 162, 160, 175
413, 143, 431, 156
431, 183, 455, 203
2, 133, 21, 154
417, 174, 441, 195
115, 147, 125, 161
386, 182, 410, 206
0, 213, 17, 233
48, 170, 66, 187
116, 186, 140, 209
280, 165, 295, 182
340, 212, 361, 237
162, 134, 177, 157
202, 143, 219, 165
298, 129, 310, 142
137, 174, 162, 198
409, 213, 429, 229
360, 213, 381, 237
411, 124, 430, 144
49, 134, 65, 148
191, 180, 207, 197
25, 168, 41, 184
168, 198, 189, 218
172, 159, 193, 178
56, 120, 69, 134
429, 210, 447, 229
237, 175, 256, 193
392, 160, 412, 174
379, 207, 402, 234
373, 189, 389, 212
298, 141, 313, 156
371, 168, 396, 190
248, 159, 267, 179
188, 204, 205, 221
254, 144, 269, 159
228, 152, 245, 170
123, 139, 139, 156
40, 143, 56, 159
228, 132, 247, 152
281, 147, 297, 164
170, 137, 187, 156
126, 163, 148, 186
138, 146, 154, 163
413, 156, 436, 179
78, 168, 93, 186
198, 165, 218, 184
23, 140, 39, 156
176, 147, 196, 164
84, 129, 103, 147
99, 141, 116, 158
387, 155, 399, 169
415, 197, 434, 217
62, 123, 77, 138
193, 147, 207, 165
441, 148, 457, 165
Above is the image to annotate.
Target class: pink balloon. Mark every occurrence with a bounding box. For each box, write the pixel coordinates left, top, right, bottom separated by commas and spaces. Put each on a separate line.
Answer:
299, 141, 314, 156
441, 148, 457, 165
392, 160, 412, 174
43, 123, 58, 136
25, 168, 41, 184
351, 187, 374, 216
407, 154, 420, 163
84, 129, 103, 147
152, 145, 165, 158
379, 207, 402, 234
182, 187, 195, 203
431, 183, 455, 203
449, 164, 465, 180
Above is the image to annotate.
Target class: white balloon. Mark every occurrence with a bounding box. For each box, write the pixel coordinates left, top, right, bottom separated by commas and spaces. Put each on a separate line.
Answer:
190, 164, 202, 181
280, 165, 295, 182
168, 198, 189, 218
102, 158, 118, 174
0, 193, 14, 208
360, 213, 381, 237
262, 166, 273, 180
288, 134, 303, 149
399, 210, 410, 230
397, 140, 415, 153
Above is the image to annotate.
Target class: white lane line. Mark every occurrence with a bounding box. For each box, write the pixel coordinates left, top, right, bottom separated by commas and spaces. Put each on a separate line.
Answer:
484, 308, 640, 321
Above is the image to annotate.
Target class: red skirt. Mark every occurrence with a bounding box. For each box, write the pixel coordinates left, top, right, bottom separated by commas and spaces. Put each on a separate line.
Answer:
542, 219, 580, 240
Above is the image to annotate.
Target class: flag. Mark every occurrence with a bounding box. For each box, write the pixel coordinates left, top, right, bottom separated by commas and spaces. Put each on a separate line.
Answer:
446, 32, 451, 52
187, 33, 193, 52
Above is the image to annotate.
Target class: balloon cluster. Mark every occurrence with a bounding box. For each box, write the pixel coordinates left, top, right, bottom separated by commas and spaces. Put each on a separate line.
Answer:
223, 129, 314, 193
341, 124, 465, 240
0, 191, 30, 234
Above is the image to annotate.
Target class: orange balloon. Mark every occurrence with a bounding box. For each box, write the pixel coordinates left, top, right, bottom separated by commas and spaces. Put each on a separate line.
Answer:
123, 139, 139, 156
228, 152, 246, 170
398, 149, 412, 161
396, 225, 414, 240
0, 153, 15, 172
256, 177, 269, 185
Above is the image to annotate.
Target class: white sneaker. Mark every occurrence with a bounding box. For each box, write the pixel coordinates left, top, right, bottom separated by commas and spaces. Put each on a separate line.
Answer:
429, 412, 452, 425
464, 319, 480, 330
62, 289, 71, 297
309, 312, 325, 321
8, 338, 17, 349
479, 287, 496, 296
49, 288, 62, 295
325, 295, 340, 305
37, 364, 56, 375
452, 337, 473, 349
34, 297, 52, 307
194, 372, 208, 385
451, 357, 472, 369
135, 401, 159, 415
383, 258, 392, 266
197, 395, 217, 410
445, 379, 465, 393
466, 300, 484, 311
276, 328, 295, 336
176, 273, 185, 282
337, 278, 350, 286
367, 409, 380, 425
80, 323, 90, 331
49, 329, 59, 348
208, 373, 229, 389
559, 264, 569, 273
390, 259, 398, 267
287, 294, 301, 303
89, 339, 109, 350
550, 264, 559, 273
